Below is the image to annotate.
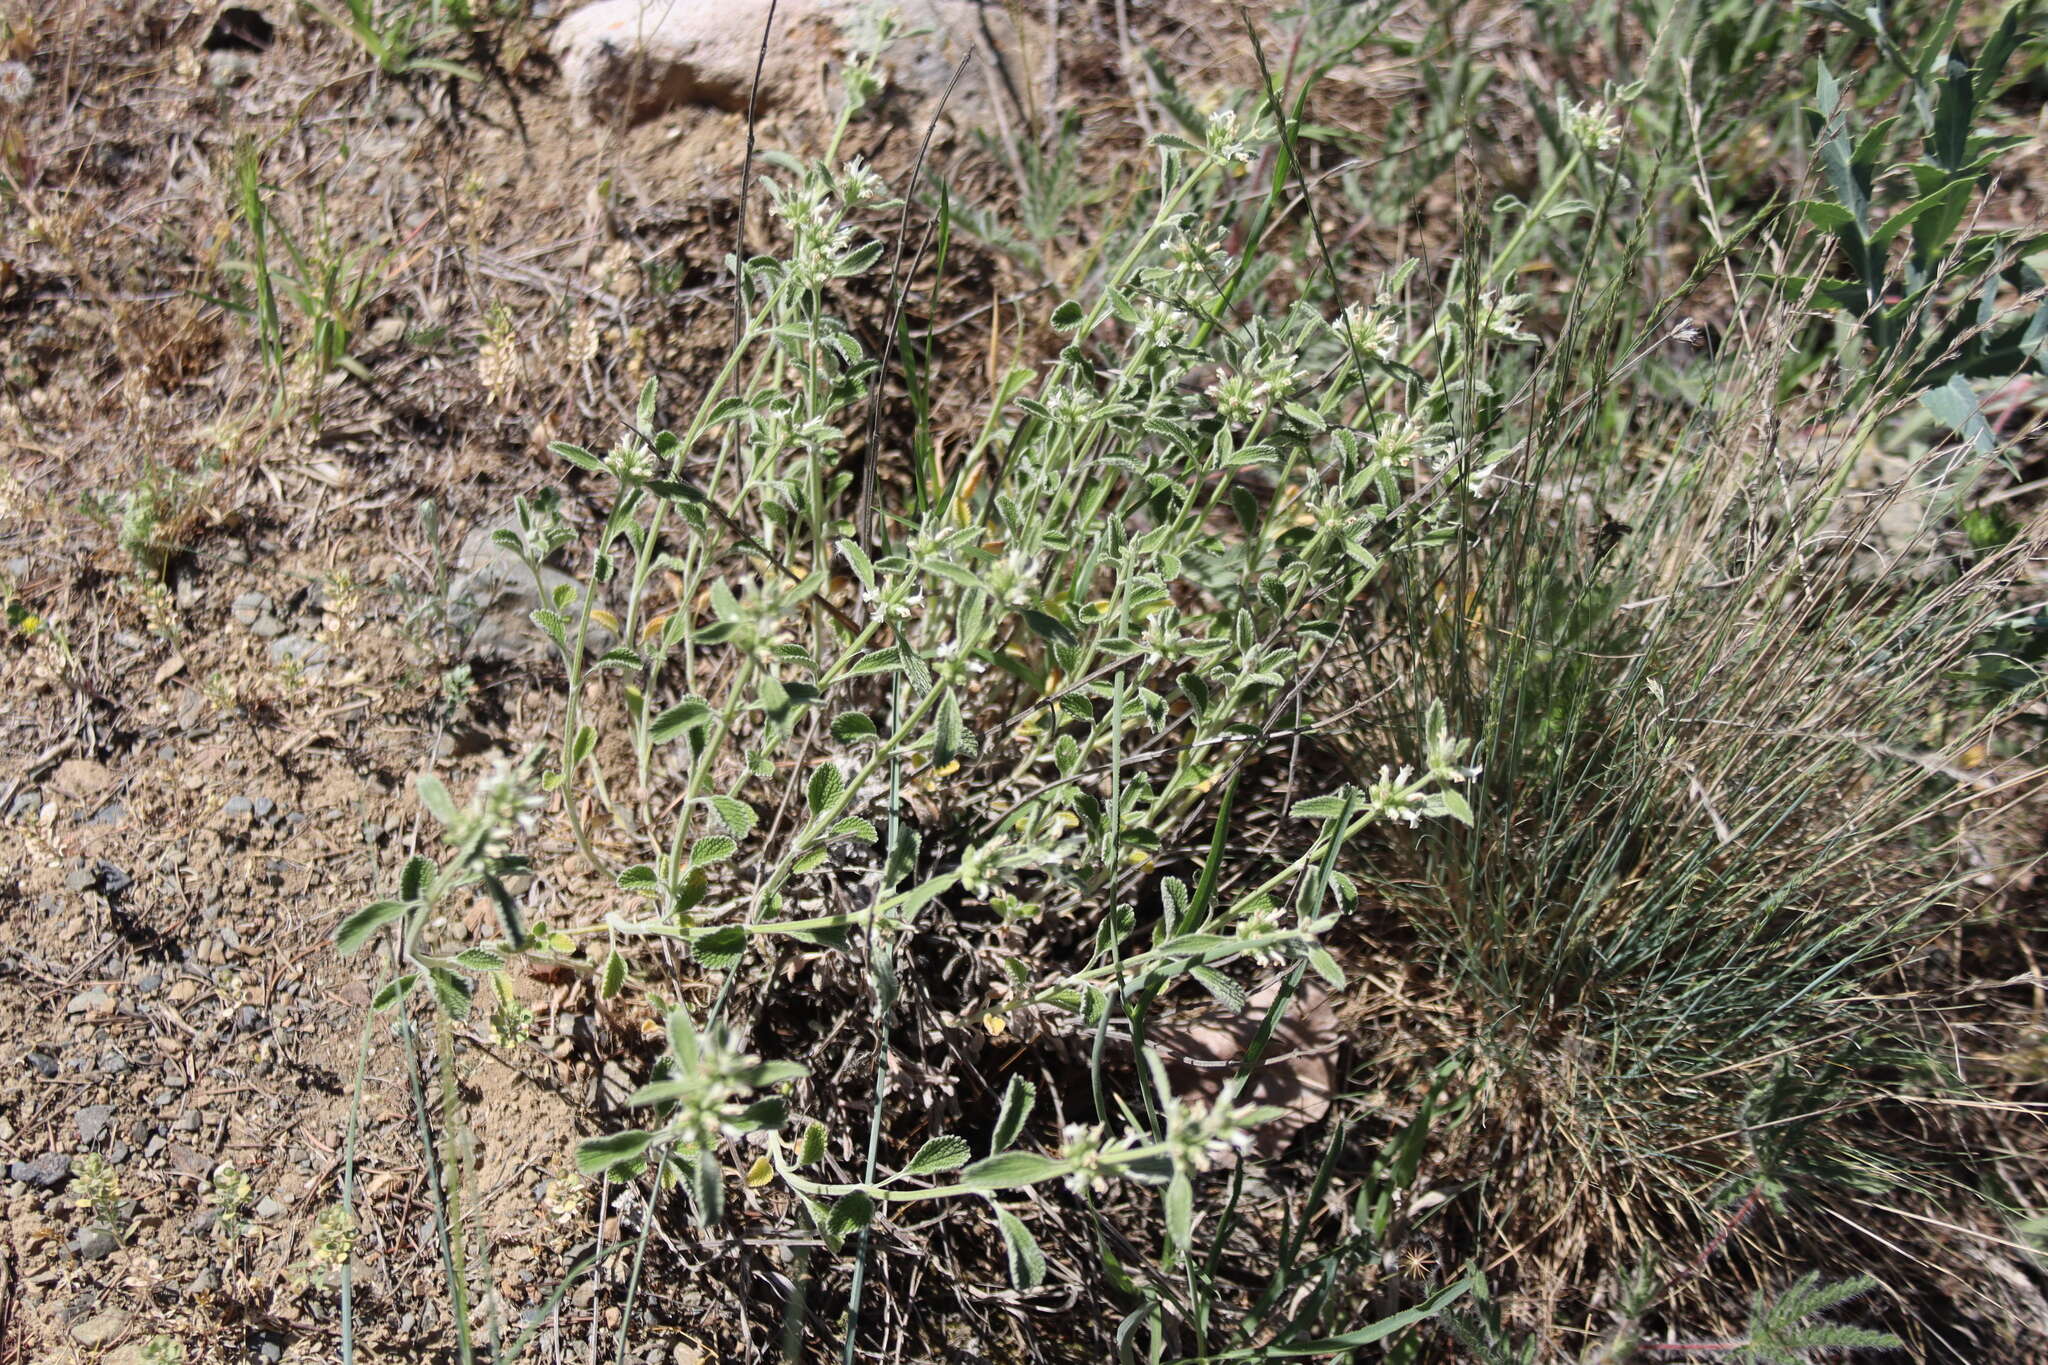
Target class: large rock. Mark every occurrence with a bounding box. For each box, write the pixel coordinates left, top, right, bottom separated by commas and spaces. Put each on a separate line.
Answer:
551, 0, 1036, 128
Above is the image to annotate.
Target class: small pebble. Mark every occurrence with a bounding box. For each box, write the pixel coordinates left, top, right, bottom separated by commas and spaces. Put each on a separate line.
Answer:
76, 1105, 115, 1144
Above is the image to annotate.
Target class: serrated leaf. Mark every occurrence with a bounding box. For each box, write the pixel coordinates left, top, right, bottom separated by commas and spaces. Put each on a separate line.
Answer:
1050, 299, 1085, 331
828, 816, 878, 844
616, 864, 659, 892
427, 967, 474, 1019
690, 925, 747, 971
831, 711, 878, 743
806, 763, 844, 816
708, 794, 757, 837
836, 537, 876, 593
905, 1134, 971, 1176
549, 441, 606, 473
454, 947, 506, 972
1438, 788, 1474, 826
995, 1206, 1047, 1290
690, 834, 737, 866
991, 1077, 1036, 1152
370, 972, 417, 1011
601, 949, 627, 998
1190, 964, 1248, 1011
400, 855, 435, 903
1289, 793, 1352, 820
336, 899, 406, 954
827, 1189, 874, 1244
798, 1120, 828, 1165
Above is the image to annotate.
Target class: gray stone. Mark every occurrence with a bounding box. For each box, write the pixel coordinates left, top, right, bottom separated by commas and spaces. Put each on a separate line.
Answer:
447, 524, 609, 663
76, 1105, 115, 1143
223, 794, 253, 816
66, 988, 112, 1016
185, 1267, 220, 1297
254, 1195, 285, 1221
230, 591, 272, 626
9, 788, 40, 819
74, 1228, 120, 1262
266, 634, 334, 674
10, 1152, 70, 1188
70, 1307, 128, 1345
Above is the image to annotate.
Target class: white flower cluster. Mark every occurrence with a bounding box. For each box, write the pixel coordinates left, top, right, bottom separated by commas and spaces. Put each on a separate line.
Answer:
1563, 99, 1623, 155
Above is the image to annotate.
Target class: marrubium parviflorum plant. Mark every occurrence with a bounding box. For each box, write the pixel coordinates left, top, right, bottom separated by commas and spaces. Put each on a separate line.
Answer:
335, 71, 1486, 1360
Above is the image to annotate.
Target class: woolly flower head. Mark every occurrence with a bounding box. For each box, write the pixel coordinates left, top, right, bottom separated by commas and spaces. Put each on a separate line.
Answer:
1469, 290, 1536, 343
1164, 1095, 1262, 1174
1337, 303, 1401, 363
833, 157, 891, 210
1203, 107, 1256, 165
0, 62, 31, 105
1563, 99, 1622, 155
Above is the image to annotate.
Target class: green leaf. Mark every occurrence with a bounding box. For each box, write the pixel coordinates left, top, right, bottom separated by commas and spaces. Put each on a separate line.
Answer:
370, 972, 417, 1011
836, 537, 876, 593
830, 711, 879, 743
904, 1135, 971, 1176
957, 1151, 1067, 1191
690, 835, 737, 866
427, 967, 474, 1019
1050, 299, 1085, 332
336, 899, 406, 954
1164, 1171, 1193, 1262
1190, 965, 1248, 1011
931, 689, 975, 767
1438, 788, 1474, 826
454, 947, 506, 971
616, 864, 659, 893
649, 698, 711, 743
600, 949, 627, 998
708, 794, 758, 837
806, 763, 844, 816
826, 1189, 875, 1245
732, 1096, 789, 1132
991, 1077, 1036, 1153
416, 775, 457, 824
549, 441, 606, 474
575, 1128, 657, 1175
828, 816, 878, 844
994, 1206, 1048, 1290
1288, 792, 1353, 820
690, 925, 748, 971
1215, 1277, 1476, 1356
688, 1148, 725, 1225
798, 1120, 829, 1165
400, 855, 435, 903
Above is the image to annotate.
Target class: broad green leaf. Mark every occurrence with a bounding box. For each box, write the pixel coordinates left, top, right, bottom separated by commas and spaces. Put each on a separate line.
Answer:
649, 698, 711, 744
991, 1077, 1036, 1153
995, 1206, 1047, 1289
904, 1135, 971, 1176
336, 899, 406, 954
806, 763, 844, 816
574, 1128, 656, 1175
690, 835, 737, 866
957, 1151, 1067, 1191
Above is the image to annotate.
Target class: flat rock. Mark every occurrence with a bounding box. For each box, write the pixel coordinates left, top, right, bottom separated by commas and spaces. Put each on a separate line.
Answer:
77, 1104, 116, 1144
10, 1152, 70, 1188
448, 524, 611, 663
70, 1307, 128, 1346
50, 758, 114, 798
551, 0, 1033, 128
